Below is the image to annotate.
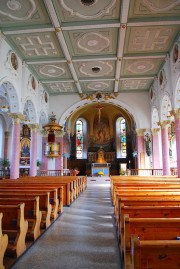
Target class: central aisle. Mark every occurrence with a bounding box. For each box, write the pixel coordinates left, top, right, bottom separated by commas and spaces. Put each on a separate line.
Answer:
11, 177, 122, 269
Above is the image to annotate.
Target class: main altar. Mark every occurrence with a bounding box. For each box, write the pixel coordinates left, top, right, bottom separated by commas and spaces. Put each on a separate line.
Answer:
91, 148, 111, 176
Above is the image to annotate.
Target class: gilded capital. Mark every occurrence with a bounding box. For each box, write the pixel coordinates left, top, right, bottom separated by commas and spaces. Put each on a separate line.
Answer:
40, 129, 48, 137
8, 113, 25, 124
157, 120, 171, 129
28, 124, 39, 131
151, 128, 160, 135
173, 108, 180, 119
136, 128, 146, 136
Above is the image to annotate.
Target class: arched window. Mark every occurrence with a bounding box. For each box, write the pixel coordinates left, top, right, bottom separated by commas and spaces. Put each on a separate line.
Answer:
116, 117, 127, 158
76, 120, 83, 159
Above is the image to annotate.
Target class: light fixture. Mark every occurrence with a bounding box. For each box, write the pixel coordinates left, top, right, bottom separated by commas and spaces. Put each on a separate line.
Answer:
1, 105, 9, 112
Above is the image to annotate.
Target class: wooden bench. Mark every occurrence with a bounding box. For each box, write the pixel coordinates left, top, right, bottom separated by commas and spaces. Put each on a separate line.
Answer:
123, 215, 180, 269
0, 212, 8, 269
12, 177, 73, 206
130, 235, 180, 269
114, 191, 180, 221
0, 182, 63, 213
0, 203, 28, 258
0, 197, 42, 241
0, 192, 51, 229
0, 187, 59, 221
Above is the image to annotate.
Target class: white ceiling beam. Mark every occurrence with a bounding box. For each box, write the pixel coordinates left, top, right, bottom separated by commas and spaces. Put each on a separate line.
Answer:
41, 79, 74, 83
43, 0, 82, 94
3, 28, 54, 35
120, 77, 154, 80
79, 78, 115, 82
114, 0, 130, 93
27, 59, 67, 64
128, 21, 180, 27
61, 23, 120, 31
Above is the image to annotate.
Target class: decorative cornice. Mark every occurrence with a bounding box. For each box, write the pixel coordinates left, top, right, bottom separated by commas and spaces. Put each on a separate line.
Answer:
40, 129, 48, 137
151, 128, 160, 135
136, 128, 146, 136
8, 113, 25, 124
28, 124, 39, 131
172, 108, 180, 119
157, 120, 171, 129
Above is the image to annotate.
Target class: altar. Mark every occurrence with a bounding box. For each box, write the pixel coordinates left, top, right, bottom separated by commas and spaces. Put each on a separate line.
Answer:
91, 163, 110, 177
91, 148, 111, 176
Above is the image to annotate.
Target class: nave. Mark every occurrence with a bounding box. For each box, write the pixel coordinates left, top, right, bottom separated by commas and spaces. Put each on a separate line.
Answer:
10, 177, 122, 269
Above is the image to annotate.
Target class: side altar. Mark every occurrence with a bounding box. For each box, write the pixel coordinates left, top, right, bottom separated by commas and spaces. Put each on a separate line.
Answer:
91, 148, 111, 176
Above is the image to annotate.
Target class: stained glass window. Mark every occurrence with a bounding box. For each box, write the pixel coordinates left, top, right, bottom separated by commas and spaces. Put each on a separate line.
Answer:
76, 120, 83, 159
116, 117, 126, 158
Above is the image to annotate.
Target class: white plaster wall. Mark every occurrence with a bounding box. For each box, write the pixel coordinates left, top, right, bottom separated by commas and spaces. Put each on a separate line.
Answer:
49, 91, 150, 129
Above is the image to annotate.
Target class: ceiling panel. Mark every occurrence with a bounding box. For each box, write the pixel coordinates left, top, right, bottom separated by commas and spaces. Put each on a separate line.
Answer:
53, 0, 121, 23
63, 28, 118, 57
121, 58, 163, 77
0, 0, 179, 97
30, 62, 72, 80
119, 79, 153, 91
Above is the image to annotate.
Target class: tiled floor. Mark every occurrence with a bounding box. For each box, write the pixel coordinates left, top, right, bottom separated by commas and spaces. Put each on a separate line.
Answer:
10, 177, 122, 269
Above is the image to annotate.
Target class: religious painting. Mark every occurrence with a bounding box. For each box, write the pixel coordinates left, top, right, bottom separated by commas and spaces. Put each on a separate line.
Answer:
173, 43, 179, 63
31, 76, 36, 90
11, 52, 18, 70
20, 138, 30, 158
22, 124, 30, 137
93, 117, 110, 145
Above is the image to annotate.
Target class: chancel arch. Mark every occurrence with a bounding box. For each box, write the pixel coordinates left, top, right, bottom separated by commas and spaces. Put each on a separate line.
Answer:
64, 102, 137, 175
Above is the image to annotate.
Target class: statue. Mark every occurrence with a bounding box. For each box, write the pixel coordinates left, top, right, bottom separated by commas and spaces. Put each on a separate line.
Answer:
96, 148, 107, 163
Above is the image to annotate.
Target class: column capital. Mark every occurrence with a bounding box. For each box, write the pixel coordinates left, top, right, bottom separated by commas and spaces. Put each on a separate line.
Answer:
54, 130, 65, 137
8, 113, 25, 124
157, 120, 171, 129
28, 124, 39, 131
172, 108, 180, 119
151, 128, 160, 135
40, 129, 48, 137
136, 128, 146, 136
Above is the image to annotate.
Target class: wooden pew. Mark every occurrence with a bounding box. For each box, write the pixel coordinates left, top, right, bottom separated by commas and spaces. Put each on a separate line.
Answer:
0, 212, 8, 269
0, 203, 28, 258
4, 178, 71, 206
0, 197, 42, 241
123, 215, 180, 269
0, 182, 63, 213
130, 235, 180, 269
0, 187, 59, 221
0, 192, 51, 229
114, 191, 180, 221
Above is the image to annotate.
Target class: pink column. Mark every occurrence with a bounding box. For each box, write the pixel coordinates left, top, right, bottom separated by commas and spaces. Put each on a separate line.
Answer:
160, 121, 171, 176
29, 124, 38, 177
136, 129, 146, 169
151, 128, 161, 169
41, 136, 48, 170
9, 113, 24, 179
174, 109, 180, 177
4, 131, 9, 159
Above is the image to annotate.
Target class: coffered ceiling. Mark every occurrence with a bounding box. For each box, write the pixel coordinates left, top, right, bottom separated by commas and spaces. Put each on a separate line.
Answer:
0, 0, 180, 97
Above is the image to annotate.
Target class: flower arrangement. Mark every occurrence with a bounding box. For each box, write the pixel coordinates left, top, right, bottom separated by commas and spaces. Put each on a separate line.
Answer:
97, 171, 104, 176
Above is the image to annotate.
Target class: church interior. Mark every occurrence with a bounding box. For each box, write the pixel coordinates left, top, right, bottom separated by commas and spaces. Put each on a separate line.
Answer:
0, 0, 180, 268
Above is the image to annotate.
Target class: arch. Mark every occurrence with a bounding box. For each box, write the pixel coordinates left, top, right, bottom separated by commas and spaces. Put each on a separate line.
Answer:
59, 99, 139, 131
0, 78, 20, 113
151, 107, 160, 128
39, 110, 48, 126
174, 76, 180, 109
22, 98, 37, 124
160, 94, 172, 121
